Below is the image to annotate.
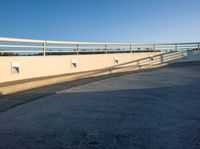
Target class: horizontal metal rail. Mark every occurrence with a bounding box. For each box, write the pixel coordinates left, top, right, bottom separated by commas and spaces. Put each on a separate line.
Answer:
0, 37, 199, 56
0, 45, 43, 48
0, 50, 43, 53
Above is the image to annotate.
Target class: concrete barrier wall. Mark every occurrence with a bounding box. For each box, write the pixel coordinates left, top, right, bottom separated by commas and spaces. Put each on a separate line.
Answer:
0, 52, 161, 84
0, 51, 200, 95
152, 50, 200, 65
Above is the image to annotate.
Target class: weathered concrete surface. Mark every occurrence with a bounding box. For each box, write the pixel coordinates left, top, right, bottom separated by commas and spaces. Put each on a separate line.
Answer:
0, 62, 200, 149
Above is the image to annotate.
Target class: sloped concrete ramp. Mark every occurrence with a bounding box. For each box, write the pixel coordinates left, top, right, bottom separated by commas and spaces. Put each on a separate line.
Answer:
0, 62, 200, 149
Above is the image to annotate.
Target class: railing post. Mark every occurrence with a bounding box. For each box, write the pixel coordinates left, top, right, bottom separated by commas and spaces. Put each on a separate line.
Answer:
175, 44, 178, 51
153, 44, 155, 51
43, 41, 46, 56
105, 44, 107, 54
76, 44, 79, 55
130, 44, 132, 53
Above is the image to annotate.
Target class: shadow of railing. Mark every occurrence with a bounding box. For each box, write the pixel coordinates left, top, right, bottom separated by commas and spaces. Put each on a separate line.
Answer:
86, 50, 200, 77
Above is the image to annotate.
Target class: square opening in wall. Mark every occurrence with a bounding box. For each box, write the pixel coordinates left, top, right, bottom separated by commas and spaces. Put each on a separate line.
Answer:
11, 62, 20, 74
71, 59, 77, 68
12, 67, 20, 74
114, 57, 119, 64
149, 55, 154, 61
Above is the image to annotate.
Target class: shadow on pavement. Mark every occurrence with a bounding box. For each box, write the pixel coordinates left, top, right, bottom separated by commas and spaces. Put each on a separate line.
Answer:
0, 82, 200, 149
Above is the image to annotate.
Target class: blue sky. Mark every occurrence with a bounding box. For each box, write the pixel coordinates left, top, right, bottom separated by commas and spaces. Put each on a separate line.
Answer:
0, 0, 200, 42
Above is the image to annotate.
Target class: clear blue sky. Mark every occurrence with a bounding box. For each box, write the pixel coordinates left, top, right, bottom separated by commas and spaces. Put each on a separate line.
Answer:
1, 0, 200, 42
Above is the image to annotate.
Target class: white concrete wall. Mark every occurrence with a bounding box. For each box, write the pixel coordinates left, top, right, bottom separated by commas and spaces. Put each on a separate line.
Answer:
152, 50, 200, 65
0, 52, 161, 84
1, 51, 200, 95
0, 51, 200, 84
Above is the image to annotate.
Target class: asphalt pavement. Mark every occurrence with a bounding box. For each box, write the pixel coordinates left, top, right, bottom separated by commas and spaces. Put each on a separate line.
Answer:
0, 62, 200, 149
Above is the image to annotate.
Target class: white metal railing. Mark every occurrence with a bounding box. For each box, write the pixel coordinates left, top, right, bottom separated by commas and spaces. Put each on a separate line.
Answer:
0, 37, 199, 56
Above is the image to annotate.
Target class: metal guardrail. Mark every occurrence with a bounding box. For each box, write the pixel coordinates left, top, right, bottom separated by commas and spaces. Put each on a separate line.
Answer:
0, 37, 199, 56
